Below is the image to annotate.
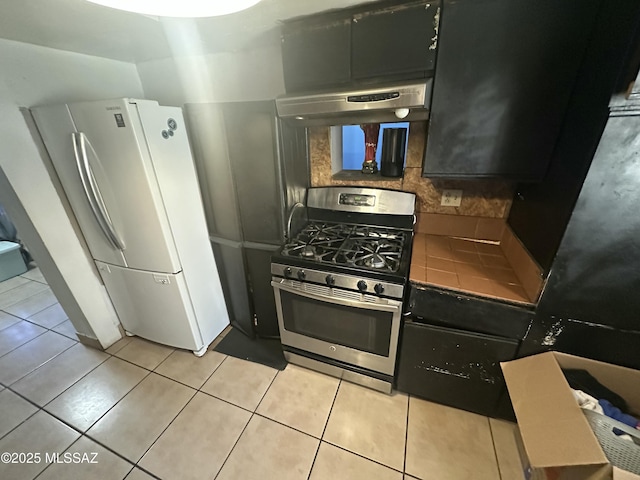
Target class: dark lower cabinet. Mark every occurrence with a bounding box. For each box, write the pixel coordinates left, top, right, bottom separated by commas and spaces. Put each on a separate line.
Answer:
244, 246, 280, 338
396, 320, 519, 420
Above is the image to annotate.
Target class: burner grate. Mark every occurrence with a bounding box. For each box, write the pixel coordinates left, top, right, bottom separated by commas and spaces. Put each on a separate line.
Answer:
282, 222, 407, 272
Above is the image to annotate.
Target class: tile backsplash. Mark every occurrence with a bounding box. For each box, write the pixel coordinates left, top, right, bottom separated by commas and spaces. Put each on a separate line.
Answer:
309, 122, 515, 218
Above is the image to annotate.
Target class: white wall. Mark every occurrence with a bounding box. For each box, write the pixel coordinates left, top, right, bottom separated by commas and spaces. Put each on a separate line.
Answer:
137, 45, 285, 106
0, 38, 144, 347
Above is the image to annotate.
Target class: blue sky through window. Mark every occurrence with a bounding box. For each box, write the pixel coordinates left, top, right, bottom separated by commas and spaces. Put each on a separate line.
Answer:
342, 122, 409, 170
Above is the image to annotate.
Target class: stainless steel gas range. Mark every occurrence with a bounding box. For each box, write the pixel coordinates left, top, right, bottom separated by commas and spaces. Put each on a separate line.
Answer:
271, 187, 416, 393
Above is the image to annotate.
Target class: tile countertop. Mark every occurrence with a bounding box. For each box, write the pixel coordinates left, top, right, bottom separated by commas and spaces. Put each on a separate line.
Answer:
410, 233, 536, 306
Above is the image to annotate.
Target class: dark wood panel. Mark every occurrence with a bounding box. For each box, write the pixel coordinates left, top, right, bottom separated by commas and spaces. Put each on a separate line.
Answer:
245, 246, 280, 338
408, 283, 533, 340
351, 0, 438, 81
396, 320, 519, 419
223, 102, 283, 245
423, 0, 600, 179
508, 0, 640, 272
281, 15, 351, 93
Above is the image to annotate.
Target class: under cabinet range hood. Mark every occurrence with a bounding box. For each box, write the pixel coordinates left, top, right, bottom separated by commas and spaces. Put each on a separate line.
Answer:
276, 80, 433, 126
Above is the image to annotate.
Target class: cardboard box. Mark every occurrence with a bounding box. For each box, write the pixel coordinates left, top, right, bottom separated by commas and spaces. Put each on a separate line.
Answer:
501, 351, 640, 480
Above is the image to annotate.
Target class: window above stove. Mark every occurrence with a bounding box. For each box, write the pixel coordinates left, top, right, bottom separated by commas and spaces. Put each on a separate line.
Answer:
329, 123, 409, 181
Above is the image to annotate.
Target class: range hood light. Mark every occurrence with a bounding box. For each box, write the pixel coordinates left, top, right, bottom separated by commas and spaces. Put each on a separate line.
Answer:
86, 0, 263, 17
394, 108, 410, 119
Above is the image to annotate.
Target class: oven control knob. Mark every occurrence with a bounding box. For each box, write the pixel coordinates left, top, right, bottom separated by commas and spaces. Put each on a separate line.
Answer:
374, 283, 385, 295
357, 280, 368, 292
325, 275, 336, 286
297, 270, 306, 280
284, 267, 293, 278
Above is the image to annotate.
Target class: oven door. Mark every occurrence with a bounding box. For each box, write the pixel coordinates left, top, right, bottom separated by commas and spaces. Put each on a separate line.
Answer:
272, 279, 403, 376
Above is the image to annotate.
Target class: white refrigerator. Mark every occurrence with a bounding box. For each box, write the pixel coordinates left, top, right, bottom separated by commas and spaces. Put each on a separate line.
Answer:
31, 98, 230, 356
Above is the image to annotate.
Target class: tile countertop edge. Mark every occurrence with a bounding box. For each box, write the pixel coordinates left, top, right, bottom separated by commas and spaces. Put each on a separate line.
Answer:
406, 281, 535, 341
408, 279, 536, 310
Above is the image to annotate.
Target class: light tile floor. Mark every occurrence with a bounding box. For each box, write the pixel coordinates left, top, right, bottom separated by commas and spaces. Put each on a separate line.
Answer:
0, 268, 525, 479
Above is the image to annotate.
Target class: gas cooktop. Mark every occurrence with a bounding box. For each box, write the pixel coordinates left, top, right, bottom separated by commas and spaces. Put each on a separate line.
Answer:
281, 221, 408, 274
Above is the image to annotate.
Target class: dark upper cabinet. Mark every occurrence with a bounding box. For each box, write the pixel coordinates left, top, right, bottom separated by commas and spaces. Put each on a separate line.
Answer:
281, 15, 351, 93
281, 1, 439, 94
351, 1, 438, 81
422, 0, 600, 180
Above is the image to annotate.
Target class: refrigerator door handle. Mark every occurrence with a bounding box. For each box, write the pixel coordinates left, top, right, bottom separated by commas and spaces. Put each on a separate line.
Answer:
72, 132, 125, 251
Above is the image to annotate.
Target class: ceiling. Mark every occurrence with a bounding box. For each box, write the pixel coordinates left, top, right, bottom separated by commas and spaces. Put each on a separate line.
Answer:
0, 0, 381, 63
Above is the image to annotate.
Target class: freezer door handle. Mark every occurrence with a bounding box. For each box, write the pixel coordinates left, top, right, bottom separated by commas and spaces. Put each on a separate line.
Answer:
72, 132, 125, 251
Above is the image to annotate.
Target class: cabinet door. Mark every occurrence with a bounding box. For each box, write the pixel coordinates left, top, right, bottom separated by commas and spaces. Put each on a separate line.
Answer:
185, 103, 243, 242
210, 241, 253, 337
223, 102, 284, 245
244, 246, 280, 338
396, 320, 519, 419
423, 0, 600, 179
351, 0, 439, 81
281, 15, 351, 93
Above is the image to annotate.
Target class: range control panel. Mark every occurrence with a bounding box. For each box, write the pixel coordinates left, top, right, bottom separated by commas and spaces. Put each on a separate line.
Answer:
339, 193, 376, 207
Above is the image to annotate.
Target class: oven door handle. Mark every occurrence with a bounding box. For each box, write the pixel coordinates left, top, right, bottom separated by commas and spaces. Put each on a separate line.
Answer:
272, 281, 401, 313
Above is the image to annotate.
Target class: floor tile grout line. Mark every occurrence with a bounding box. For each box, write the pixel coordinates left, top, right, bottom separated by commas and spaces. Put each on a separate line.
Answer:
321, 438, 407, 476
197, 387, 262, 417
252, 365, 282, 413
0, 328, 49, 359
0, 287, 56, 317
314, 383, 410, 477
488, 418, 504, 480
25, 428, 86, 480
30, 431, 137, 480
306, 379, 343, 480
0, 309, 25, 328
0, 401, 41, 442
250, 411, 327, 441
22, 303, 70, 331
211, 363, 280, 480
211, 412, 255, 480
76, 367, 154, 434
151, 346, 229, 390
0, 302, 63, 334
0, 350, 122, 440
14, 349, 110, 409
24, 315, 71, 333
0, 280, 48, 309
4, 297, 60, 325
131, 386, 199, 473
0, 337, 78, 387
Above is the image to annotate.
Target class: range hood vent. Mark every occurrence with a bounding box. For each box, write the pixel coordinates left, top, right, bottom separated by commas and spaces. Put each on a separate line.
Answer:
276, 80, 433, 126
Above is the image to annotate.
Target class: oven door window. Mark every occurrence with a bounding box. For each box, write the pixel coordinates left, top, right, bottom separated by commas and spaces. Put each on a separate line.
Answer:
280, 290, 393, 356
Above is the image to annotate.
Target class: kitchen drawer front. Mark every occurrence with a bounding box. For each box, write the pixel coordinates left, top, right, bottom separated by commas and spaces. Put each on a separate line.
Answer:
408, 282, 533, 340
396, 320, 519, 419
